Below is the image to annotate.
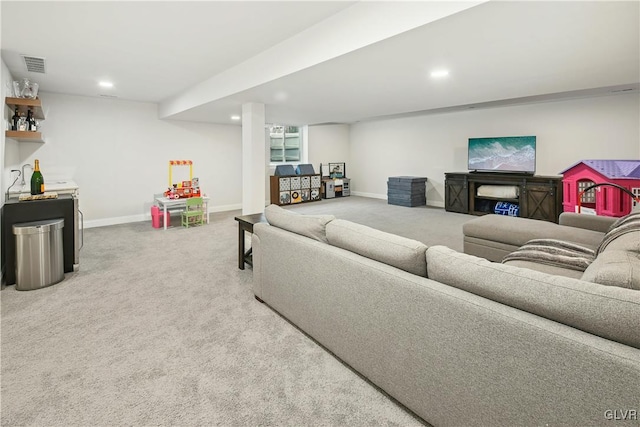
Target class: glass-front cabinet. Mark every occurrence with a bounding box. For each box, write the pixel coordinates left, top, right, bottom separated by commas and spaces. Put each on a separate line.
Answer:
269, 125, 300, 163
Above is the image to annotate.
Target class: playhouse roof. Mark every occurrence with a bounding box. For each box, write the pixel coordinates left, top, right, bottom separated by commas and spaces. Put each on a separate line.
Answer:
560, 160, 640, 179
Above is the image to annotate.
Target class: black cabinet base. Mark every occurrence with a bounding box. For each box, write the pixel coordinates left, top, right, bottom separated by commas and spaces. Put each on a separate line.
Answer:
2, 195, 75, 286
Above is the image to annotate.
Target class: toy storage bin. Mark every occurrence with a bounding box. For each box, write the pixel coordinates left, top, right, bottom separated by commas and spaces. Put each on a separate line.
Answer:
151, 206, 170, 228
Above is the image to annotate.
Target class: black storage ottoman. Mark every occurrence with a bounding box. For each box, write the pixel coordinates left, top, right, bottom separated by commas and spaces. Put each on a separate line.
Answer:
387, 176, 427, 207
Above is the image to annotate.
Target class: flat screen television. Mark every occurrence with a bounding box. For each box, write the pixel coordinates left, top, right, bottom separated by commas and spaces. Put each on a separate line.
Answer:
468, 136, 536, 174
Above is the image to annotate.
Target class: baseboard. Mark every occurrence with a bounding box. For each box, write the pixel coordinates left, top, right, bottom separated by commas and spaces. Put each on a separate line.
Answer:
351, 191, 444, 208
84, 214, 149, 229
351, 191, 386, 200
209, 203, 242, 213
84, 203, 243, 229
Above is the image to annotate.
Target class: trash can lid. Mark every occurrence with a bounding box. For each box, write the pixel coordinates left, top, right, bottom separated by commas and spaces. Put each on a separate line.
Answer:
13, 218, 64, 235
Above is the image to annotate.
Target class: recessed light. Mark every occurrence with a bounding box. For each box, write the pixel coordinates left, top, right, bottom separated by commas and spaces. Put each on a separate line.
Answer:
99, 81, 114, 88
430, 70, 449, 78
274, 91, 288, 102
231, 115, 241, 121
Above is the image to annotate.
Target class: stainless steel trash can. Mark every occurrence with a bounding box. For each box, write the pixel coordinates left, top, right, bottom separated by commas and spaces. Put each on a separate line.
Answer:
13, 218, 65, 291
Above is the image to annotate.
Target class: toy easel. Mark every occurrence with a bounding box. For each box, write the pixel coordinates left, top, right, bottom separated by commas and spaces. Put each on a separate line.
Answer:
164, 160, 201, 199
169, 160, 193, 187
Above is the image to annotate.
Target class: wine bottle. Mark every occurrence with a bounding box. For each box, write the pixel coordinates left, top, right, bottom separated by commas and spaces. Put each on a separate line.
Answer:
28, 108, 37, 131
11, 107, 19, 131
26, 110, 33, 131
30, 159, 44, 195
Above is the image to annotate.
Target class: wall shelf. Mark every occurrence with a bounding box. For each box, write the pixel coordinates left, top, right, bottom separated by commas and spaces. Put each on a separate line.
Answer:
5, 130, 44, 143
5, 97, 46, 142
5, 97, 45, 119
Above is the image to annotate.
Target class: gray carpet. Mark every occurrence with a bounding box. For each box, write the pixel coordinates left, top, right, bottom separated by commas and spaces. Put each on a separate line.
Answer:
1, 197, 468, 426
281, 197, 469, 252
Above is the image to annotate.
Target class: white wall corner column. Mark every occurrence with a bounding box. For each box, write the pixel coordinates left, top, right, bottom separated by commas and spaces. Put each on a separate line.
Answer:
241, 102, 266, 215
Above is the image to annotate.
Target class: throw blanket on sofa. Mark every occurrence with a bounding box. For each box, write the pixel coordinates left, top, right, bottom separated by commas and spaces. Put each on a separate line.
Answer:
596, 211, 640, 255
502, 239, 596, 272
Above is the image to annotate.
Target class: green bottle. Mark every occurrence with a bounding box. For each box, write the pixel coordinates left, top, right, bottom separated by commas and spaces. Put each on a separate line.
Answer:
30, 159, 44, 195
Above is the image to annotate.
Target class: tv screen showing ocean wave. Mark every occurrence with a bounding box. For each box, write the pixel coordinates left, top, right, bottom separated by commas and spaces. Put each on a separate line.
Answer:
468, 136, 536, 173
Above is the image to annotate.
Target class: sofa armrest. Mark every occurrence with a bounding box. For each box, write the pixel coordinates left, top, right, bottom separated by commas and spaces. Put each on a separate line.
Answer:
559, 213, 616, 233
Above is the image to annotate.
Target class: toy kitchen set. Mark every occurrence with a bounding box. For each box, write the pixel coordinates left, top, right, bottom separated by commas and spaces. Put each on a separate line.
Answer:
3, 164, 82, 286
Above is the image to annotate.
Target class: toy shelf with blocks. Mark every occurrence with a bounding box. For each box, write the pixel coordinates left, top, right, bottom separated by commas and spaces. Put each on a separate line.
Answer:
270, 174, 322, 206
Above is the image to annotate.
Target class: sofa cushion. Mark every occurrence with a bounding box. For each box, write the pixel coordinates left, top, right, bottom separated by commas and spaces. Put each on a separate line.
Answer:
598, 230, 640, 254
559, 212, 617, 233
326, 219, 428, 276
463, 214, 604, 250
606, 210, 640, 232
581, 250, 640, 290
597, 211, 640, 255
426, 245, 640, 349
264, 204, 335, 243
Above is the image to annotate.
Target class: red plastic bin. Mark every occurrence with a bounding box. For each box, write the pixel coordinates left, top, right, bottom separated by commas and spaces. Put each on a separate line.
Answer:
151, 206, 170, 228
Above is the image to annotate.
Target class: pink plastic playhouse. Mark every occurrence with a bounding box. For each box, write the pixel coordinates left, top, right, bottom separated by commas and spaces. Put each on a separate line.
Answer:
560, 160, 640, 217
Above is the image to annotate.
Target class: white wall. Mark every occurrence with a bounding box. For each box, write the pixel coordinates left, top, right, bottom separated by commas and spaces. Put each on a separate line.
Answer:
4, 95, 352, 227
7, 93, 243, 227
1, 58, 14, 284
6, 90, 637, 227
264, 124, 350, 201
349, 93, 640, 207
308, 124, 350, 171
2, 59, 17, 206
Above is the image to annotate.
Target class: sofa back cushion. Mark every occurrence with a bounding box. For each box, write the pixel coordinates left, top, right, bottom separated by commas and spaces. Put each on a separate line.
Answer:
426, 245, 640, 349
463, 214, 605, 250
264, 204, 335, 243
326, 219, 428, 276
582, 213, 640, 289
598, 229, 640, 253
581, 250, 640, 290
597, 211, 640, 255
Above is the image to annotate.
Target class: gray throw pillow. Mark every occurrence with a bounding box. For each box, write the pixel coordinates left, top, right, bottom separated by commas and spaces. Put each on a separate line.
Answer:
582, 250, 640, 290
598, 211, 640, 255
264, 204, 334, 243
606, 210, 640, 233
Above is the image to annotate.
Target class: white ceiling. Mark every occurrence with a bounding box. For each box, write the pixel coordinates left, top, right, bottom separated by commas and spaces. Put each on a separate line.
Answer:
2, 1, 639, 126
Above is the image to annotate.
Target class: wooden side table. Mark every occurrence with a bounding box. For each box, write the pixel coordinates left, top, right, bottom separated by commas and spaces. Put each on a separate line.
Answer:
234, 213, 266, 270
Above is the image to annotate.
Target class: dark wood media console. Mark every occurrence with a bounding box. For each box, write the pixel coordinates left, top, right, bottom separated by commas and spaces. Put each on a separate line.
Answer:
445, 172, 563, 223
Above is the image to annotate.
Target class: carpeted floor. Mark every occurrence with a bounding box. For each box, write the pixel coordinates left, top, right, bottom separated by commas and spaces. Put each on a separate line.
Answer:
1, 197, 469, 426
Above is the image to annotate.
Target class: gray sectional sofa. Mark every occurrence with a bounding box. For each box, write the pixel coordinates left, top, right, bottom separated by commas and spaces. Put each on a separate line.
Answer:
252, 204, 640, 426
463, 212, 617, 265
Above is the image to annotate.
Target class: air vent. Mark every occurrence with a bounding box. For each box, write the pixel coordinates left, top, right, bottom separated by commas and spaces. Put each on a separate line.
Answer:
22, 56, 46, 73
99, 94, 118, 98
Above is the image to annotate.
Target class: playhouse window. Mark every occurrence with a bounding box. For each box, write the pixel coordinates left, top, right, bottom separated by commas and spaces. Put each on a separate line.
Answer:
578, 180, 596, 206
